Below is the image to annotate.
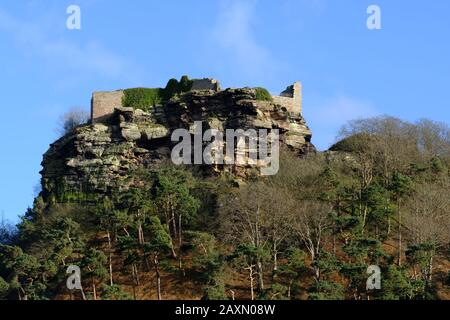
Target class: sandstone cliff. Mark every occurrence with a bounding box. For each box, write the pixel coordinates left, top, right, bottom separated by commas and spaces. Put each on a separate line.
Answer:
40, 87, 315, 201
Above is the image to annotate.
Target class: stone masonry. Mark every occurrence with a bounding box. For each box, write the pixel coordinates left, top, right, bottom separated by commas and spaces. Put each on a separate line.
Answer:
90, 79, 302, 123
91, 90, 124, 122
191, 78, 221, 91
272, 82, 302, 115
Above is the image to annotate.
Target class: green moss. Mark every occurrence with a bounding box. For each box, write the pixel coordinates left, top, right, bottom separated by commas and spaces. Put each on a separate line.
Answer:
58, 191, 100, 203
254, 87, 273, 102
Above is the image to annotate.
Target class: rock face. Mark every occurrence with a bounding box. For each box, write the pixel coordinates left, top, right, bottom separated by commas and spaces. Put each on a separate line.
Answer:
41, 88, 315, 200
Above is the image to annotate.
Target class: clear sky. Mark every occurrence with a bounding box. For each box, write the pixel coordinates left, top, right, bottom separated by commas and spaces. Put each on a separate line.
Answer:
1, 0, 449, 222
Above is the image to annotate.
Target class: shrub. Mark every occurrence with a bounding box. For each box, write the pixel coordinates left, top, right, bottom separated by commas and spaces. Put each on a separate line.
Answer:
101, 285, 132, 300
164, 78, 181, 100
179, 75, 193, 92
122, 88, 163, 111
202, 281, 229, 300
254, 87, 273, 102
0, 276, 9, 298
123, 76, 194, 110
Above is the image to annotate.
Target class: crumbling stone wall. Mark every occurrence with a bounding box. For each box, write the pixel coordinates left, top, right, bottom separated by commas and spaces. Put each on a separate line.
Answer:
90, 80, 301, 123
272, 82, 302, 115
191, 78, 221, 91
91, 90, 124, 122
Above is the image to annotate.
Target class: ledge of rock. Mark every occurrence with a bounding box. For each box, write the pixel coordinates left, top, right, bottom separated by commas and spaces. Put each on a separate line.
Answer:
40, 88, 315, 200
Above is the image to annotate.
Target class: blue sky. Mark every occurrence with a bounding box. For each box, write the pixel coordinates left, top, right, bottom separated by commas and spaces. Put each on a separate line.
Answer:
1, 0, 449, 222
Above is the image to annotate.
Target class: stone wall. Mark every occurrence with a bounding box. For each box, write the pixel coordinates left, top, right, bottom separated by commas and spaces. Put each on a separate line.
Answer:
90, 80, 301, 123
272, 82, 302, 115
191, 78, 221, 91
91, 90, 124, 122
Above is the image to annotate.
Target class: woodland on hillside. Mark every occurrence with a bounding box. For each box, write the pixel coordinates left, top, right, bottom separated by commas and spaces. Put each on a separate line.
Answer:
0, 116, 449, 300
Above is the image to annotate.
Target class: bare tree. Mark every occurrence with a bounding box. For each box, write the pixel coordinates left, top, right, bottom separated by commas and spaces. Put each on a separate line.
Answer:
292, 200, 333, 282
404, 178, 450, 280
338, 116, 419, 185
57, 107, 90, 136
219, 182, 291, 293
414, 119, 450, 159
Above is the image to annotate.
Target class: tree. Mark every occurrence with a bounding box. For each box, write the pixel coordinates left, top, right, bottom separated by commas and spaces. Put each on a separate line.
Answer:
202, 281, 229, 300
143, 216, 172, 300
389, 172, 413, 266
94, 197, 116, 286
361, 181, 393, 237
219, 183, 274, 294
341, 237, 384, 299
414, 118, 450, 159
277, 247, 307, 299
377, 265, 416, 300
403, 179, 449, 286
0, 245, 41, 300
57, 107, 90, 136
81, 248, 108, 300
0, 276, 9, 299
120, 187, 153, 247
0, 217, 16, 245
117, 235, 141, 299
308, 280, 345, 300
154, 166, 200, 270
41, 216, 85, 267
292, 200, 333, 282
185, 231, 222, 284
405, 243, 441, 299
101, 284, 132, 300
231, 244, 262, 300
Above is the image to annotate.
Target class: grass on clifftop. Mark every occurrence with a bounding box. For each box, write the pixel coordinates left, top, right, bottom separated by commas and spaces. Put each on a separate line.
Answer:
122, 76, 194, 111
122, 88, 163, 111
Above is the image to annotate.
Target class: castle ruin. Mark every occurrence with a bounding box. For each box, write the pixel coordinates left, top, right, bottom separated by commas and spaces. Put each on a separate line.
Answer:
90, 78, 302, 123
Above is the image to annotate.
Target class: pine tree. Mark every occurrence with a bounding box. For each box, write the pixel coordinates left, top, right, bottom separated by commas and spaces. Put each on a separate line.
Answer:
143, 216, 172, 300
81, 248, 108, 300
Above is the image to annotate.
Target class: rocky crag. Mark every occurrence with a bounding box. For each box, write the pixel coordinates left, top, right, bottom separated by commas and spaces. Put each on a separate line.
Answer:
41, 87, 315, 201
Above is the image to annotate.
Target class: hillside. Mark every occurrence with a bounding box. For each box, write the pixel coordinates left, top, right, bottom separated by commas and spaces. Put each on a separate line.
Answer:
0, 83, 449, 301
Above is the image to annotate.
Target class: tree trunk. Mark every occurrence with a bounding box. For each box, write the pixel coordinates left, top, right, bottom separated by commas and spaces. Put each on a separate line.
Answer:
81, 287, 87, 300
397, 198, 402, 266
257, 259, 264, 292
332, 232, 336, 256
107, 231, 114, 286
131, 264, 139, 300
178, 213, 183, 271
247, 266, 255, 301
288, 280, 293, 299
171, 202, 177, 238
132, 284, 136, 300
273, 241, 278, 273
387, 216, 391, 235
427, 255, 434, 281
132, 264, 140, 286
92, 278, 97, 300
154, 255, 162, 300
165, 202, 177, 259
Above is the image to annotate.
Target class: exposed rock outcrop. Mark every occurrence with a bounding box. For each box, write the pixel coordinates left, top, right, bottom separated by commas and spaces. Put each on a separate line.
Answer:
41, 88, 315, 200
